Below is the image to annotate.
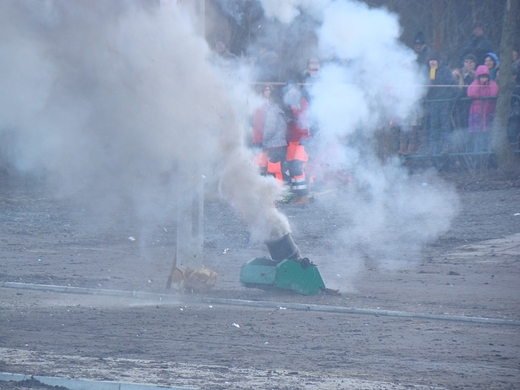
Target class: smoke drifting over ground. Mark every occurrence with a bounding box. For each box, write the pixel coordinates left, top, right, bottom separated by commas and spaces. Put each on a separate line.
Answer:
0, 1, 288, 241
255, 0, 460, 283
1, 0, 459, 286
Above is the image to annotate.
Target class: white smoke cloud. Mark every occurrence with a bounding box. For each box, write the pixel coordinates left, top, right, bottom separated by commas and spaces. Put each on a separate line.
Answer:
311, 0, 424, 137
340, 162, 459, 268
0, 0, 460, 291
310, 63, 370, 141
258, 0, 328, 24
259, 0, 301, 24
0, 1, 288, 242
259, 0, 459, 285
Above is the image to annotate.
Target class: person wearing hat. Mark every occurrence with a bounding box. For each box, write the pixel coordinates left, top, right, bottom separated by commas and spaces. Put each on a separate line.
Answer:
461, 22, 494, 66
426, 51, 457, 154
484, 52, 499, 80
467, 65, 499, 152
413, 31, 432, 68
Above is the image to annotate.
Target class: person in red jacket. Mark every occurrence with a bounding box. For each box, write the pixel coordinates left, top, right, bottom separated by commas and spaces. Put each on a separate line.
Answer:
467, 65, 499, 152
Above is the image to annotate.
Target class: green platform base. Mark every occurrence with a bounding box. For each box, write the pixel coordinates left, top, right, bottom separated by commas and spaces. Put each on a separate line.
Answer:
239, 257, 326, 295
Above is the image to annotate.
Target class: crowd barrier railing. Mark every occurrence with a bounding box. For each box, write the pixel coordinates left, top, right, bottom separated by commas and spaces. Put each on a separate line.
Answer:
409, 93, 520, 155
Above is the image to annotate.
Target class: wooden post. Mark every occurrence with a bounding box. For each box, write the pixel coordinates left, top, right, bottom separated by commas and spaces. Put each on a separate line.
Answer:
176, 164, 204, 268
432, 0, 445, 51
492, 0, 518, 168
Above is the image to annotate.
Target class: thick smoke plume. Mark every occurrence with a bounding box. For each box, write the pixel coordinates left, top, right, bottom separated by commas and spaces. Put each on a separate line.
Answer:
0, 1, 289, 241
258, 0, 327, 24
1, 0, 460, 289
254, 0, 460, 286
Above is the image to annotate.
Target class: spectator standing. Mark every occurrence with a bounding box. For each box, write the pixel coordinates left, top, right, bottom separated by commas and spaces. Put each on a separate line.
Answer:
302, 58, 320, 81
461, 54, 477, 85
426, 51, 457, 154
451, 68, 468, 131
484, 52, 499, 80
451, 54, 477, 133
413, 31, 432, 70
467, 65, 499, 152
250, 42, 280, 83
461, 22, 494, 66
213, 40, 238, 71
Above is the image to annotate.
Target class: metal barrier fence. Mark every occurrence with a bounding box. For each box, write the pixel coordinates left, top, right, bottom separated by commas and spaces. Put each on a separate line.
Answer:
396, 93, 520, 170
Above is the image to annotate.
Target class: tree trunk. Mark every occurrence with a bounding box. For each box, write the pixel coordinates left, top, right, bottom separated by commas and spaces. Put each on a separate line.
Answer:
491, 0, 518, 168
432, 0, 445, 51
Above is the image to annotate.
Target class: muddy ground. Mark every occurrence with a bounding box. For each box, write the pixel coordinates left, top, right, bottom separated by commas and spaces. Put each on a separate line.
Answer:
1, 168, 519, 389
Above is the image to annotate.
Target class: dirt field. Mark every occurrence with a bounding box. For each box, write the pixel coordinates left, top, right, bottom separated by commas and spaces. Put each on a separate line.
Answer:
1, 169, 519, 389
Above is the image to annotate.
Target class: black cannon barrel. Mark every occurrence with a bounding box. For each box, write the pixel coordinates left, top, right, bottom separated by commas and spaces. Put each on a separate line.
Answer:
265, 233, 301, 262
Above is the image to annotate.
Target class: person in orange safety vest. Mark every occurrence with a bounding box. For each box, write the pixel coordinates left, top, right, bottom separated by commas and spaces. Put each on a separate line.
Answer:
284, 83, 312, 204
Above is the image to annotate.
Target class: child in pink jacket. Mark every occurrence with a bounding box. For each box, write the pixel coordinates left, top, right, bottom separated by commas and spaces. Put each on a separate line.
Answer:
467, 65, 499, 152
